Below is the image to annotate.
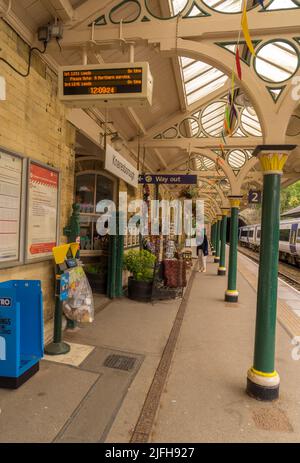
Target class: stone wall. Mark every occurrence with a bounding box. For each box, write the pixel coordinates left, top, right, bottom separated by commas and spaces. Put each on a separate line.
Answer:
0, 20, 76, 322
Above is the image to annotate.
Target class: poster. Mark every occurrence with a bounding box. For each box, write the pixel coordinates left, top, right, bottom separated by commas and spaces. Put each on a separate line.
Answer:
0, 151, 22, 263
27, 162, 59, 260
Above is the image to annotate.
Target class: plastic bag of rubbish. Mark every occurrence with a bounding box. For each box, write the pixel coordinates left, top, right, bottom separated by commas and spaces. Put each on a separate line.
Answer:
63, 266, 94, 323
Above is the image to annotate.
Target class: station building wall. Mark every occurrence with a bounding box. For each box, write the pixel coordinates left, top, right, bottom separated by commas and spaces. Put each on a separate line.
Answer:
0, 20, 76, 323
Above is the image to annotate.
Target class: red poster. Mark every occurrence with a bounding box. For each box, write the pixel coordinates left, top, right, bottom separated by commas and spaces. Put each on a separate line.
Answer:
27, 162, 59, 259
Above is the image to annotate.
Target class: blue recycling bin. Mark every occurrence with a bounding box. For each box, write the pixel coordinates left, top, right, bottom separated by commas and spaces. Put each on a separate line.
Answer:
0, 280, 43, 388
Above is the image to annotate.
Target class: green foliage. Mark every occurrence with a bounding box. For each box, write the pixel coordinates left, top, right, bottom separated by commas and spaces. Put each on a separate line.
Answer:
280, 181, 300, 213
85, 262, 107, 274
123, 250, 156, 282
180, 186, 198, 199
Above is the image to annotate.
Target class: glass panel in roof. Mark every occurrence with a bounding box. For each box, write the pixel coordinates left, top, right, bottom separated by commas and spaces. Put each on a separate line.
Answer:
266, 0, 299, 10
232, 127, 245, 138
186, 74, 227, 105
171, 0, 188, 14
255, 41, 299, 83
147, 0, 188, 18
181, 57, 195, 67
201, 100, 238, 137
179, 54, 228, 105
185, 70, 223, 95
203, 157, 215, 170
227, 150, 247, 169
240, 107, 262, 136
202, 0, 243, 13
182, 61, 212, 82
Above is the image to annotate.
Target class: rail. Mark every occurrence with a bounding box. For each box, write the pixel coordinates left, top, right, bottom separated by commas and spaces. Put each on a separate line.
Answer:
238, 245, 300, 292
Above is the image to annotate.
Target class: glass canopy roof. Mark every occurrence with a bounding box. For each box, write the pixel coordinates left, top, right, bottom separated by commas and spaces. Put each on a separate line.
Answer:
171, 0, 300, 108
201, 0, 299, 12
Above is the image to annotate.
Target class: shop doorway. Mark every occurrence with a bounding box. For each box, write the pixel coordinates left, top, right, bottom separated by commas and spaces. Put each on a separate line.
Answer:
75, 133, 117, 294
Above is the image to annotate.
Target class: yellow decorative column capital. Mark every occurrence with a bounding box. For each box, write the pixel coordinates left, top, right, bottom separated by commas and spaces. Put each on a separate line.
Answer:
228, 196, 243, 209
253, 145, 296, 176
258, 152, 288, 175
221, 208, 229, 216
217, 214, 222, 220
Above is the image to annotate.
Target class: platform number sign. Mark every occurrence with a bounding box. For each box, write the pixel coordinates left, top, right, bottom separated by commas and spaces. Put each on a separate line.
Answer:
248, 190, 262, 204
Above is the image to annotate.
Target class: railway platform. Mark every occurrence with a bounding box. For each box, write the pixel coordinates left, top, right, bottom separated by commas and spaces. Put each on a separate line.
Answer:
0, 250, 299, 443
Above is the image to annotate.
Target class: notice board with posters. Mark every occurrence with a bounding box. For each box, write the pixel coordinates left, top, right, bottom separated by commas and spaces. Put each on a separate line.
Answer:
0, 148, 25, 268
26, 160, 60, 262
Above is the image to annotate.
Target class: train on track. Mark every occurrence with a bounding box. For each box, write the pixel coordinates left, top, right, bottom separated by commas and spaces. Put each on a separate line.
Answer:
239, 219, 300, 267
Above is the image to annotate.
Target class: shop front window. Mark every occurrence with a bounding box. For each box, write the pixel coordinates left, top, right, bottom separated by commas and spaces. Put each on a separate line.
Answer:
75, 173, 115, 254
96, 175, 114, 205
76, 174, 95, 213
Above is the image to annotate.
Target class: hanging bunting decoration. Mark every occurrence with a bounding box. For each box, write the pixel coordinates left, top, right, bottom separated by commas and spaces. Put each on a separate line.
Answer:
229, 77, 238, 120
221, 130, 227, 146
224, 105, 232, 135
219, 144, 226, 159
223, 118, 231, 137
241, 2, 256, 56
235, 48, 242, 80
216, 156, 222, 175
230, 101, 238, 120
231, 71, 235, 101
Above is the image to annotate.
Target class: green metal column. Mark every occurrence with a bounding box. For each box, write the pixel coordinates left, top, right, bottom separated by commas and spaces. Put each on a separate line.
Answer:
115, 212, 125, 297
211, 221, 216, 255
44, 264, 70, 355
218, 210, 228, 276
214, 216, 221, 263
247, 147, 294, 401
63, 203, 81, 330
107, 233, 117, 298
225, 197, 242, 302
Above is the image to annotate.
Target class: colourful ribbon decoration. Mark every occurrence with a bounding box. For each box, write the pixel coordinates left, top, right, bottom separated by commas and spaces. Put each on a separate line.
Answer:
219, 144, 226, 159
221, 130, 227, 145
241, 2, 256, 56
235, 47, 242, 80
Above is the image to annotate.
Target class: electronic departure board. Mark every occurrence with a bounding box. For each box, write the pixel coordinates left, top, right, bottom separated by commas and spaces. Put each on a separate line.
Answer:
58, 62, 153, 107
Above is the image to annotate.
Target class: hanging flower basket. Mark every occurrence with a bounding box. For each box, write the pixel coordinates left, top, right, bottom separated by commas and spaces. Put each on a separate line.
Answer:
179, 186, 198, 199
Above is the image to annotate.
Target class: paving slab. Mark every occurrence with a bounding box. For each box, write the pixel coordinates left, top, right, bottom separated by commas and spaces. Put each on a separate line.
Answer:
44, 342, 95, 367
64, 296, 181, 355
55, 347, 143, 443
0, 362, 98, 443
150, 255, 300, 443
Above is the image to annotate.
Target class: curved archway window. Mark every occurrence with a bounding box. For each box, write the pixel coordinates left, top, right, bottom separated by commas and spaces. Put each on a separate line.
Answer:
241, 107, 262, 136
227, 150, 247, 169
255, 41, 299, 83
201, 101, 232, 137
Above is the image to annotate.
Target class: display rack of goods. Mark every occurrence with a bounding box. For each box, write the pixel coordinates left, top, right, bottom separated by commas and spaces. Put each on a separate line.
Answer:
165, 240, 176, 259
181, 250, 193, 268
163, 259, 187, 288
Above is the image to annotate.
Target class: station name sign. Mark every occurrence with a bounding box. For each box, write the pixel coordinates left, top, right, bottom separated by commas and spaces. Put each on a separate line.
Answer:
58, 62, 153, 108
105, 145, 138, 188
139, 174, 198, 185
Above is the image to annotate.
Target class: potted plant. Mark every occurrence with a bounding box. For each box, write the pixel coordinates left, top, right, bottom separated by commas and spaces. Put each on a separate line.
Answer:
124, 249, 156, 302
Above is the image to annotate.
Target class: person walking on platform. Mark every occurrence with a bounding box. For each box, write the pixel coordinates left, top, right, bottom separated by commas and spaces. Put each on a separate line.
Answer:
197, 231, 208, 273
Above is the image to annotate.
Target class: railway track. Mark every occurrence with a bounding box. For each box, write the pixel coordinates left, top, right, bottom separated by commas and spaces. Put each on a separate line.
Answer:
238, 246, 300, 292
